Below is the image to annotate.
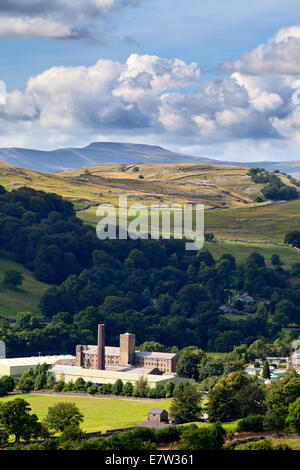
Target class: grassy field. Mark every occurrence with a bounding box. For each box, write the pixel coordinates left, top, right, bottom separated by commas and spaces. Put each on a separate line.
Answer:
205, 199, 300, 244
206, 352, 228, 360
0, 161, 268, 211
234, 438, 300, 450
182, 419, 240, 433
205, 240, 300, 265
0, 252, 51, 318
0, 394, 172, 433
0, 161, 299, 252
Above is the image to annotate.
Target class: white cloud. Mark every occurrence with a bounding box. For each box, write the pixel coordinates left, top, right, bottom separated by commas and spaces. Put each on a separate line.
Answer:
2, 25, 300, 161
222, 26, 300, 76
0, 0, 143, 40
0, 81, 6, 105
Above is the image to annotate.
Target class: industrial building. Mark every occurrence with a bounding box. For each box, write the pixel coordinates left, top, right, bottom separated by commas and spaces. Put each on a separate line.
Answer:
0, 325, 186, 389
49, 364, 187, 389
76, 324, 178, 373
0, 355, 75, 378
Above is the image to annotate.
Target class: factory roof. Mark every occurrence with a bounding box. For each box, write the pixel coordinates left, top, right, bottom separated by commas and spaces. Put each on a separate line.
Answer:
135, 351, 177, 360
85, 346, 120, 356
83, 346, 176, 360
0, 355, 75, 366
50, 365, 181, 384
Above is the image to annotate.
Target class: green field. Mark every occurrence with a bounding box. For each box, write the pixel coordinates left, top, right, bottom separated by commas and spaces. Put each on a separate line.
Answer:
206, 352, 228, 360
0, 252, 51, 318
0, 394, 172, 433
205, 240, 300, 265
182, 419, 240, 433
234, 438, 300, 450
205, 199, 300, 244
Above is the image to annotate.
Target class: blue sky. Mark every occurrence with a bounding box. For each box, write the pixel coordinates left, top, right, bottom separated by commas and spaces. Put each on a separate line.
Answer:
1, 0, 300, 161
2, 0, 300, 90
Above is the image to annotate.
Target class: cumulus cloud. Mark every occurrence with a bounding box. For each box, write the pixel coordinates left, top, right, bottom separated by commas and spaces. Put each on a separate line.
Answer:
0, 0, 142, 40
0, 51, 284, 149
0, 54, 201, 146
222, 26, 300, 76
2, 25, 300, 161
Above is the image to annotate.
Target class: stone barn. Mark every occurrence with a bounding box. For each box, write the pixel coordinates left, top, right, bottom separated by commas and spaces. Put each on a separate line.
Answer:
148, 408, 169, 424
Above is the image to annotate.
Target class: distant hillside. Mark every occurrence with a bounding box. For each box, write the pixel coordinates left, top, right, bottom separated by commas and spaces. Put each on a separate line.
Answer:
0, 141, 299, 177
239, 160, 300, 179
0, 142, 220, 173
0, 161, 260, 210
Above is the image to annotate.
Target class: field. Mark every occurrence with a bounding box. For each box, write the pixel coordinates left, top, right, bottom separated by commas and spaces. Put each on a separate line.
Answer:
0, 160, 299, 254
0, 161, 269, 211
0, 160, 299, 322
0, 251, 51, 318
0, 394, 172, 433
205, 199, 300, 244
181, 419, 240, 433
234, 438, 300, 450
204, 240, 300, 265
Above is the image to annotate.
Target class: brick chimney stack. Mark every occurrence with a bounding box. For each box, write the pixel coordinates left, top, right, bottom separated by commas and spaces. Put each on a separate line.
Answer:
97, 324, 105, 370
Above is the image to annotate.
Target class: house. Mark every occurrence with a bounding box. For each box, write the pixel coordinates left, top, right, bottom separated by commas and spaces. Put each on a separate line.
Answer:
137, 408, 173, 429
148, 409, 169, 424
232, 293, 254, 304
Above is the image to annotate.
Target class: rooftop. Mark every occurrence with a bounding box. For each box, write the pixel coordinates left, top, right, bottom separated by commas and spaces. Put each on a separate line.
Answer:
83, 345, 176, 360
0, 355, 75, 366
50, 365, 182, 384
135, 351, 177, 360
149, 408, 167, 414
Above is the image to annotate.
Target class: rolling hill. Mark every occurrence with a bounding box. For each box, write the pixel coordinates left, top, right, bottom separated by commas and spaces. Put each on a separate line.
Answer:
0, 141, 300, 177
0, 161, 264, 210
0, 142, 220, 173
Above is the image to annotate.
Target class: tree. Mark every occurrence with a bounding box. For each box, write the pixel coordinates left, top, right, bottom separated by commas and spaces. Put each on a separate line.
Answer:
237, 415, 264, 432
286, 397, 300, 434
170, 382, 202, 424
208, 372, 265, 422
74, 378, 87, 392
285, 231, 300, 248
0, 376, 15, 395
179, 422, 225, 450
59, 424, 86, 445
112, 379, 123, 396
138, 341, 165, 352
123, 382, 133, 397
133, 376, 149, 398
0, 399, 42, 444
262, 361, 271, 379
3, 270, 23, 289
44, 402, 84, 433
178, 285, 209, 315
198, 357, 224, 382
266, 369, 300, 411
263, 408, 287, 435
164, 381, 175, 398
176, 347, 206, 381
271, 254, 282, 267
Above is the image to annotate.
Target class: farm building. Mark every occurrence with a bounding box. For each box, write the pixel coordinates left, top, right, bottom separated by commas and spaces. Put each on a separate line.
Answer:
137, 408, 173, 429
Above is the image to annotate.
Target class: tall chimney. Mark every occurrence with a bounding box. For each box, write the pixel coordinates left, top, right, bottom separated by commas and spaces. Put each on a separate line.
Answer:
97, 324, 105, 370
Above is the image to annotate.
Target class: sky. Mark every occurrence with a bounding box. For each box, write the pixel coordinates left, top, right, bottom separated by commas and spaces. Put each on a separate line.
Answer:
1, 0, 300, 161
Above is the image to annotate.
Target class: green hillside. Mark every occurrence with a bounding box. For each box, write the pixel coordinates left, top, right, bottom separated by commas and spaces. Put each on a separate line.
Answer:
0, 251, 51, 318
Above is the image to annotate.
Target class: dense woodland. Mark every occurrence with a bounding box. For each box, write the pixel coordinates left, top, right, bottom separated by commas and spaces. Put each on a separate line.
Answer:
0, 186, 300, 357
